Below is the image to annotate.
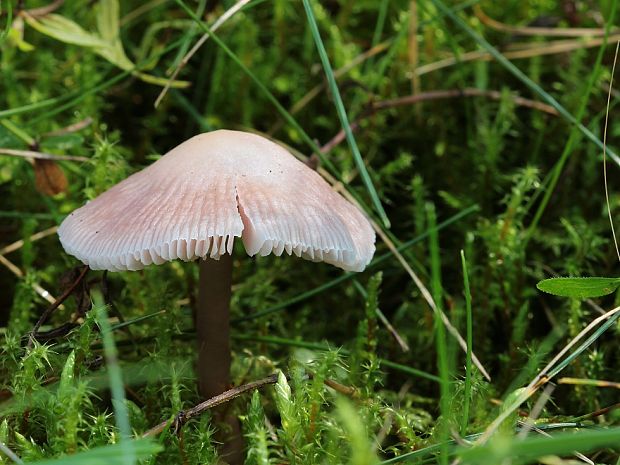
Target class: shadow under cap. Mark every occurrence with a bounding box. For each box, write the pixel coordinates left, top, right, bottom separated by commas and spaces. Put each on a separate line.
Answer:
58, 130, 375, 272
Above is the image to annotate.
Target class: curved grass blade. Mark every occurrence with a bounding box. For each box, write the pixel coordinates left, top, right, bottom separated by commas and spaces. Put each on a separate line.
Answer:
92, 290, 134, 464
25, 439, 162, 465
457, 427, 620, 464
537, 277, 620, 298
460, 250, 473, 434
302, 0, 389, 227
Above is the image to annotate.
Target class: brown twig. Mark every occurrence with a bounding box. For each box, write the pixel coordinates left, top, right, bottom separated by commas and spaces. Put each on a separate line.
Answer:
0, 226, 58, 256
268, 41, 390, 136
42, 117, 93, 138
474, 4, 611, 38
20, 0, 64, 18
31, 322, 80, 342
374, 89, 558, 115
416, 33, 620, 76
377, 310, 410, 352
142, 372, 360, 438
558, 377, 620, 389
142, 374, 279, 437
28, 265, 89, 348
320, 88, 557, 154
0, 148, 90, 162
0, 253, 58, 305
324, 378, 358, 396
573, 402, 620, 422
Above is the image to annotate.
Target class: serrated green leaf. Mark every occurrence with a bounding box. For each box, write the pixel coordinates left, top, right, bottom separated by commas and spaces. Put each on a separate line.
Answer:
536, 277, 620, 298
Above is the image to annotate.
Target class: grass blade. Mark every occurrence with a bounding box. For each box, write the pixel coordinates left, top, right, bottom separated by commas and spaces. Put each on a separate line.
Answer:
427, 203, 450, 464
92, 290, 134, 463
460, 250, 473, 434
458, 427, 620, 464
302, 0, 390, 228
25, 439, 161, 465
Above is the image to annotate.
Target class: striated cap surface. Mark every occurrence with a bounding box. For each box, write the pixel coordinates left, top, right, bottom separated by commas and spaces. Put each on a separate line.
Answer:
58, 130, 376, 272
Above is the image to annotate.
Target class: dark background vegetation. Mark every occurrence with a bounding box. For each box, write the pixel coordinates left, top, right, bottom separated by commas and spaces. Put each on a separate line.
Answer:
1, 0, 619, 463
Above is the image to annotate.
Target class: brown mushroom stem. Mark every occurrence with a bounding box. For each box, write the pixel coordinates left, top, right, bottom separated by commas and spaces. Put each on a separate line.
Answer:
197, 254, 233, 399
197, 254, 244, 464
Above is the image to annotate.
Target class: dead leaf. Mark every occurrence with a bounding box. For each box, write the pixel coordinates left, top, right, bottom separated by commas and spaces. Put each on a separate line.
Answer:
34, 159, 68, 195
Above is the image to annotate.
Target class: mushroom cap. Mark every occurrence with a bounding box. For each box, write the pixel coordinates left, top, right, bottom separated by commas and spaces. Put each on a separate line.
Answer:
58, 130, 376, 272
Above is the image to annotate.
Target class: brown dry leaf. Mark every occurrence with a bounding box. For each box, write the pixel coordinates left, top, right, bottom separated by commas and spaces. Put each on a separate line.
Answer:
34, 159, 68, 195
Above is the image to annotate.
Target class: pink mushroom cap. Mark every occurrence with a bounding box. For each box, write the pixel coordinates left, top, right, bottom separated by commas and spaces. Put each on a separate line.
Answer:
58, 130, 376, 272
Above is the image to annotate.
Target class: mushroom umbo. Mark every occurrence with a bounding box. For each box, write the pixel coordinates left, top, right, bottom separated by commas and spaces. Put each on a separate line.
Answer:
58, 129, 375, 449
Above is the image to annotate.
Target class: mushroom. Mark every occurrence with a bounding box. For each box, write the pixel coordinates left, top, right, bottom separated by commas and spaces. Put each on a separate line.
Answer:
57, 129, 375, 448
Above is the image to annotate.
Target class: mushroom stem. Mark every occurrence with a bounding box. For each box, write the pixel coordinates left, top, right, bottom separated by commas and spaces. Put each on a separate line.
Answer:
197, 254, 233, 399
197, 254, 244, 464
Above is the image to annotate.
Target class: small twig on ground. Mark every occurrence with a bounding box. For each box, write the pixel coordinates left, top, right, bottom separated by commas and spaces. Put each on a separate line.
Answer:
474, 4, 611, 38
143, 372, 359, 438
416, 33, 620, 76
268, 41, 390, 136
31, 322, 80, 342
42, 117, 93, 137
320, 88, 557, 154
20, 0, 64, 18
558, 377, 620, 389
306, 371, 358, 397
0, 148, 89, 162
0, 226, 58, 256
0, 253, 58, 305
376, 309, 410, 352
323, 377, 357, 396
572, 402, 620, 422
28, 265, 89, 348
142, 374, 279, 437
